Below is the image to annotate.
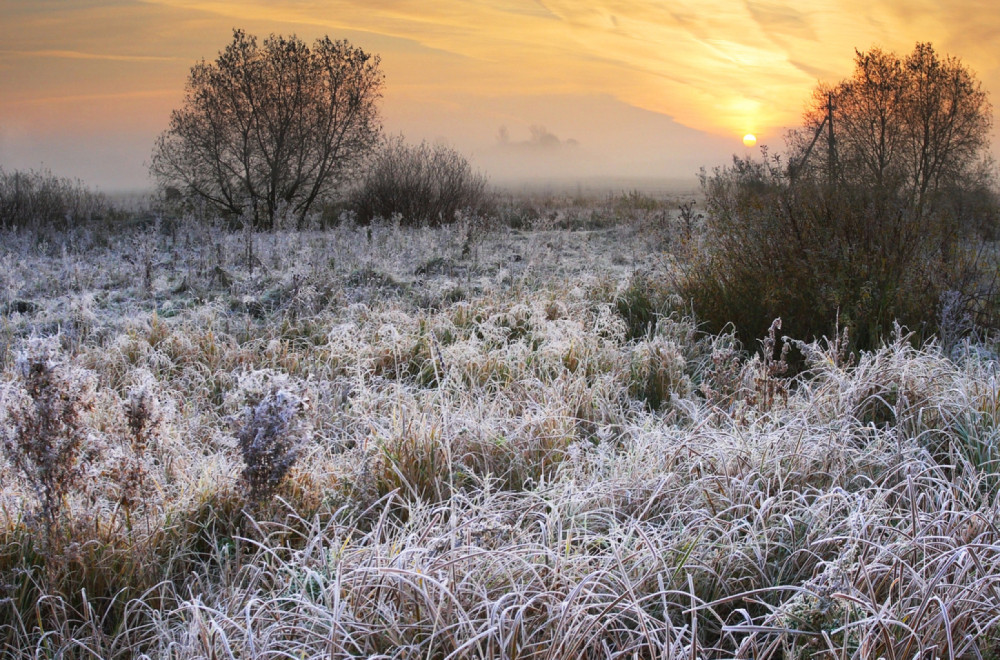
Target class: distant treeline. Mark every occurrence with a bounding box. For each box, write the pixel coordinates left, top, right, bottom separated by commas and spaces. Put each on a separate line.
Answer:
0, 168, 112, 232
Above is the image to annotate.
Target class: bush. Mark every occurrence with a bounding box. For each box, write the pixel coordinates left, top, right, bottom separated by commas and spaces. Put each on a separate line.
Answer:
0, 349, 96, 536
350, 136, 493, 225
0, 168, 110, 232
679, 44, 999, 352
236, 387, 309, 503
681, 155, 963, 350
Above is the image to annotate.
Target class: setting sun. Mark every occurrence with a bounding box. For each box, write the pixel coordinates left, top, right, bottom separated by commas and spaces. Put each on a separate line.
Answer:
743, 133, 757, 147
4, 0, 1000, 191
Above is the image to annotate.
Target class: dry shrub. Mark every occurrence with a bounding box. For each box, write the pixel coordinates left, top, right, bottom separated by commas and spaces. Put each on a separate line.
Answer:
680, 42, 1000, 353
742, 317, 790, 412
1, 347, 96, 535
236, 385, 310, 503
0, 167, 111, 232
350, 136, 493, 226
680, 155, 966, 351
108, 376, 163, 516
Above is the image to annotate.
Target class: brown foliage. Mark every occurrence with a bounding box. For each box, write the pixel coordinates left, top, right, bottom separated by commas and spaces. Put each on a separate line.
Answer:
1, 350, 96, 534
0, 168, 110, 232
350, 136, 493, 226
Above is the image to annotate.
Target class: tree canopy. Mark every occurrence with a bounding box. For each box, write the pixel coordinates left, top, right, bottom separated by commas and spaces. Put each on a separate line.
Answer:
793, 42, 992, 217
685, 43, 997, 351
151, 30, 383, 229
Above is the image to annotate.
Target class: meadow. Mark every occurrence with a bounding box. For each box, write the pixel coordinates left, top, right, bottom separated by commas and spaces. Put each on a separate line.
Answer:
2, 195, 999, 659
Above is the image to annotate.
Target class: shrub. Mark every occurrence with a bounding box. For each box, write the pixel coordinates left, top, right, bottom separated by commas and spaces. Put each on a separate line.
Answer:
0, 168, 110, 232
236, 388, 309, 503
679, 44, 999, 351
0, 348, 96, 535
350, 136, 493, 225
681, 150, 993, 351
112, 378, 163, 515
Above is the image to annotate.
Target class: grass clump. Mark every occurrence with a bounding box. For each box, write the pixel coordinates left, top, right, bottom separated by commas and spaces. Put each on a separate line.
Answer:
613, 271, 676, 341
628, 335, 692, 411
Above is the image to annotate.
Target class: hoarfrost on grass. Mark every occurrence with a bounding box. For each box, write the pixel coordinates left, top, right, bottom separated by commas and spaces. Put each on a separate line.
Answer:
2, 209, 1000, 658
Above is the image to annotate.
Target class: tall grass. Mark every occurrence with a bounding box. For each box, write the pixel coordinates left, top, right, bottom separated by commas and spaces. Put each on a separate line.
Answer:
1, 202, 999, 658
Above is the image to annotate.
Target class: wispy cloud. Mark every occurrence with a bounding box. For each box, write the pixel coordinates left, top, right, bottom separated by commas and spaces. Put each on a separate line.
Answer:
136, 0, 813, 132
138, 0, 944, 135
1, 88, 179, 107
8, 1, 1000, 137
745, 1, 818, 44
4, 0, 1000, 188
0, 49, 180, 62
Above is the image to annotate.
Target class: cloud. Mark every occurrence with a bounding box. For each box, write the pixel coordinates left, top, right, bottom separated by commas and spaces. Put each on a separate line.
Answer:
1, 89, 179, 107
789, 58, 841, 82
745, 1, 817, 43
11, 0, 1000, 142
131, 0, 1000, 139
0, 49, 180, 62
5, 0, 1000, 189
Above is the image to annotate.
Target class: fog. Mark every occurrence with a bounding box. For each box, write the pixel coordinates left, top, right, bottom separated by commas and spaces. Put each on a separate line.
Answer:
1, 90, 739, 195
5, 0, 1000, 194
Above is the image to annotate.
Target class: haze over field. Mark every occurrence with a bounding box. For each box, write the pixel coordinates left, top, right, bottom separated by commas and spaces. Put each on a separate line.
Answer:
3, 0, 1000, 191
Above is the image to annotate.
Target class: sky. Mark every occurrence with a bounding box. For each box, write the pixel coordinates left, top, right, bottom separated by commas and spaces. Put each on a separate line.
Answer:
2, 0, 1000, 192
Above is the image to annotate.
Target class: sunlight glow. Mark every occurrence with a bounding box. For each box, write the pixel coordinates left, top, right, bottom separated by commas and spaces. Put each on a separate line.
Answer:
3, 0, 999, 189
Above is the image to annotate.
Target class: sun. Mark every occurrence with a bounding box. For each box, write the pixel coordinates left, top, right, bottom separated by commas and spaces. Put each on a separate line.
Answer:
743, 133, 757, 147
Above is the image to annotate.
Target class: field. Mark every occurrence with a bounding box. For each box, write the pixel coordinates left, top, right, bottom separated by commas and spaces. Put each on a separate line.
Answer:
2, 196, 1000, 659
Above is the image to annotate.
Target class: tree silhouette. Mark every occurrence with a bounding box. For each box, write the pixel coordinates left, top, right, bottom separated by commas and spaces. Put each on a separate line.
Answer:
687, 43, 997, 350
793, 43, 991, 218
151, 30, 383, 229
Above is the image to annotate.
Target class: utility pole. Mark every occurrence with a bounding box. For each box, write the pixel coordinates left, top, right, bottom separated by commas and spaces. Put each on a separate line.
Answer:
788, 92, 837, 185
826, 92, 837, 187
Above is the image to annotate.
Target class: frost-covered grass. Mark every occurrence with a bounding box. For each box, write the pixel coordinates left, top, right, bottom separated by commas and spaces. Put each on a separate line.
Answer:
2, 205, 1000, 659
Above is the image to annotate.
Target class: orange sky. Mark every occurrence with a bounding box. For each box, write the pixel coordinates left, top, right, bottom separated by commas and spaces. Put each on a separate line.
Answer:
2, 0, 999, 191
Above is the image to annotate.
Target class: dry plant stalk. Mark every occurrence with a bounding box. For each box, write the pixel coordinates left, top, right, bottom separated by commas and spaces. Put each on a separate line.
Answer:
236, 388, 308, 503
106, 380, 162, 525
1, 349, 95, 536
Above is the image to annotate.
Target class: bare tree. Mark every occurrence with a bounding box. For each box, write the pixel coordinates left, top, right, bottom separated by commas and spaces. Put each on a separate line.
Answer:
794, 43, 992, 218
151, 29, 383, 230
